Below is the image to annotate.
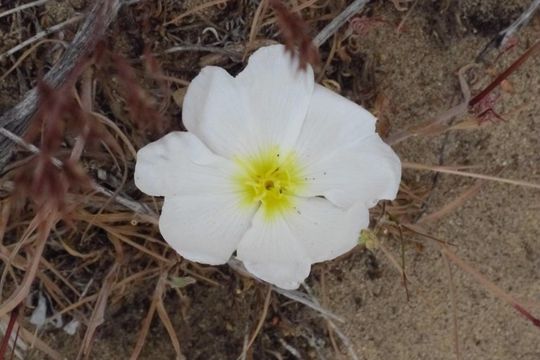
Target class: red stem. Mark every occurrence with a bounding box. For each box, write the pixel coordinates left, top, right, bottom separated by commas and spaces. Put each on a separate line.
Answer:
469, 40, 540, 107
0, 305, 20, 360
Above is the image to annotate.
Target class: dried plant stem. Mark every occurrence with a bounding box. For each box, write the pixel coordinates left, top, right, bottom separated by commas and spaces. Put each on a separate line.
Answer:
0, 127, 156, 219
0, 15, 83, 61
129, 271, 185, 360
313, 0, 369, 47
0, 39, 68, 84
164, 0, 232, 25
77, 264, 118, 359
242, 286, 272, 357
442, 252, 461, 360
440, 245, 540, 328
403, 162, 540, 190
245, 0, 269, 56
0, 214, 56, 319
0, 0, 50, 20
417, 180, 485, 224
497, 0, 540, 48
228, 258, 344, 322
469, 40, 540, 107
302, 283, 359, 360
0, 0, 124, 169
389, 40, 540, 146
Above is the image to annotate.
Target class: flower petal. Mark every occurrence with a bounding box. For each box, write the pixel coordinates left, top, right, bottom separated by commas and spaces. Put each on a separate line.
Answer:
182, 66, 256, 158
134, 131, 236, 197
237, 210, 311, 289
295, 84, 376, 167
236, 44, 315, 151
284, 197, 369, 263
297, 135, 401, 208
160, 195, 257, 265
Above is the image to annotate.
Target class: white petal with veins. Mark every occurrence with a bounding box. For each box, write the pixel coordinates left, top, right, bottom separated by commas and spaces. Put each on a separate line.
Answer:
236, 45, 314, 152
134, 132, 236, 197
237, 210, 311, 290
295, 84, 376, 168
160, 195, 257, 265
297, 135, 401, 209
284, 197, 369, 263
182, 66, 256, 158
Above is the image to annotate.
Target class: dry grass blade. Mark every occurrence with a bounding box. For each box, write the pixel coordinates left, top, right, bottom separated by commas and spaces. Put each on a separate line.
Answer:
497, 0, 540, 47
0, 306, 19, 359
302, 283, 360, 360
0, 39, 67, 84
0, 214, 56, 319
240, 285, 272, 358
440, 245, 540, 328
470, 40, 540, 107
378, 240, 413, 289
442, 253, 461, 360
129, 271, 173, 360
245, 0, 269, 56
417, 180, 485, 224
0, 0, 50, 19
403, 162, 540, 190
405, 224, 540, 329
13, 320, 63, 360
0, 0, 125, 168
313, 0, 369, 47
164, 0, 232, 25
155, 297, 184, 360
0, 16, 83, 61
228, 258, 344, 322
77, 263, 119, 359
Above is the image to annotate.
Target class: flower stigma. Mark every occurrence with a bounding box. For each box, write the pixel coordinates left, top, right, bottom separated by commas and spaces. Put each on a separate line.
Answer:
234, 148, 304, 220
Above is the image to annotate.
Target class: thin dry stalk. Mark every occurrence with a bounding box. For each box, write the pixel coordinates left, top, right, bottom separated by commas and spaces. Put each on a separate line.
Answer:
417, 180, 485, 224
164, 0, 232, 25
405, 224, 540, 329
129, 271, 171, 360
0, 306, 19, 359
14, 322, 62, 360
245, 0, 270, 56
228, 258, 344, 322
0, 39, 67, 84
302, 283, 359, 360
403, 162, 540, 190
440, 245, 540, 328
497, 0, 540, 48
77, 263, 118, 359
442, 253, 461, 360
389, 39, 540, 145
0, 0, 125, 168
0, 0, 50, 19
470, 40, 540, 107
155, 295, 185, 360
0, 214, 56, 319
241, 286, 272, 357
313, 0, 369, 47
0, 16, 83, 61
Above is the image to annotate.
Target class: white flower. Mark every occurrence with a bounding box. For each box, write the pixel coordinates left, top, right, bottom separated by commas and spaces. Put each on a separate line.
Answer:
134, 45, 401, 289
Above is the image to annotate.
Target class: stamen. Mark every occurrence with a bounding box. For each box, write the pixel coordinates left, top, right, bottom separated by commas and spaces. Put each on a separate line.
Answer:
234, 149, 304, 219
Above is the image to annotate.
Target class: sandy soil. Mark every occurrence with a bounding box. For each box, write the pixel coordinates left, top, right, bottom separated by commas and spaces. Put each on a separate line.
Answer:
1, 0, 539, 359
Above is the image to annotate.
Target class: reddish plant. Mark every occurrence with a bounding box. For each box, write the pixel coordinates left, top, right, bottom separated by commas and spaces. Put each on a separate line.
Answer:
112, 53, 166, 136
470, 90, 506, 124
269, 0, 320, 70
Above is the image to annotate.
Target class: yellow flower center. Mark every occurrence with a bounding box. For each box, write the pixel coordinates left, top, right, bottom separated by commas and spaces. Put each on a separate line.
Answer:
234, 148, 304, 220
